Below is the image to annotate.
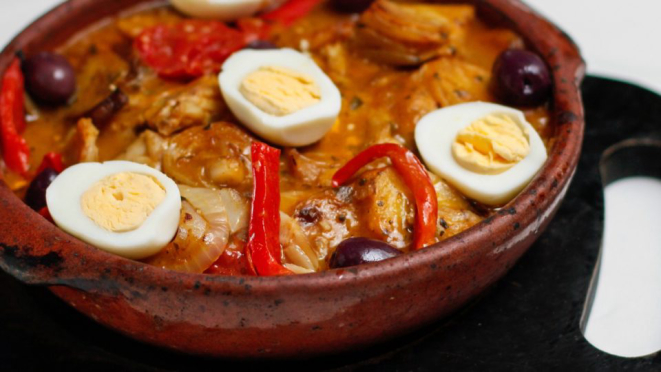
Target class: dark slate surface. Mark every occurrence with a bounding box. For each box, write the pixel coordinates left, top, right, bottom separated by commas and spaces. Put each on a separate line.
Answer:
1, 76, 660, 371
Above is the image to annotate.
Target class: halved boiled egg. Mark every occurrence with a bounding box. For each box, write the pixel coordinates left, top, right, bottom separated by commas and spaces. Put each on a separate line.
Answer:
46, 161, 181, 259
170, 0, 287, 20
219, 48, 342, 147
415, 102, 547, 206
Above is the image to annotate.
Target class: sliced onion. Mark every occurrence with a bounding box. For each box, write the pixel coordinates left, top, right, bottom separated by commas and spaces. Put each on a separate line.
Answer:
179, 185, 230, 261
146, 201, 216, 273
284, 263, 315, 275
218, 188, 249, 234
280, 212, 319, 271
146, 186, 230, 273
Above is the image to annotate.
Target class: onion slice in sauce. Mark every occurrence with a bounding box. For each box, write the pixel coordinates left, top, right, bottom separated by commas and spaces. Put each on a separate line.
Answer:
219, 188, 249, 234
147, 186, 230, 273
280, 211, 319, 271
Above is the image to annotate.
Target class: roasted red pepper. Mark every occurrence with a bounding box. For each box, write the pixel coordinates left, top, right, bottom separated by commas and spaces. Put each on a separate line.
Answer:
261, 0, 323, 25
0, 58, 29, 175
332, 143, 439, 250
246, 142, 293, 276
134, 20, 247, 79
35, 152, 64, 175
134, 0, 321, 78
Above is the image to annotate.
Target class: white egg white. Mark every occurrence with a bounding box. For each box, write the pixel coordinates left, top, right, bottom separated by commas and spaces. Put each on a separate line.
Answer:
46, 161, 181, 260
170, 0, 287, 20
218, 48, 342, 147
415, 102, 548, 206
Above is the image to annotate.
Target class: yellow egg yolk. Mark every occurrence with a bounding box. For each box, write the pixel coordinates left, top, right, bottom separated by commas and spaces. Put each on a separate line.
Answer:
452, 114, 530, 175
81, 172, 166, 232
240, 65, 321, 116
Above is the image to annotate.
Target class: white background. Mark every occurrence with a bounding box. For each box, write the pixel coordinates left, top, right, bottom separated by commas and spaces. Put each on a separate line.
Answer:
0, 0, 660, 93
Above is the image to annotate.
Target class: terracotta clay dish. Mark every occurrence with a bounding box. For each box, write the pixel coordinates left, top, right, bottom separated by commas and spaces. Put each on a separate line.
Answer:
0, 0, 584, 358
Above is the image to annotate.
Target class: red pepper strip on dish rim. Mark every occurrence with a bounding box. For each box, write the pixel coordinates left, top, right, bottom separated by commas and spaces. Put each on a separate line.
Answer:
0, 58, 30, 175
245, 142, 293, 276
332, 143, 439, 250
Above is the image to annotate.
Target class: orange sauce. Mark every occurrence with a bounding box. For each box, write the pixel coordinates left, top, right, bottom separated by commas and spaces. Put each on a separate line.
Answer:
5, 1, 551, 270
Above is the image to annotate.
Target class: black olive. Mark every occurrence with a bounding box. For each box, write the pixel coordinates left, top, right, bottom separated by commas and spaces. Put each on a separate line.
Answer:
491, 49, 551, 107
23, 52, 76, 105
329, 237, 402, 268
25, 168, 59, 211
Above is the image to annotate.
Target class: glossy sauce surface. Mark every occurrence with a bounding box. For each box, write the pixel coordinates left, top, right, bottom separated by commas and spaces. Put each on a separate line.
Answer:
8, 2, 551, 272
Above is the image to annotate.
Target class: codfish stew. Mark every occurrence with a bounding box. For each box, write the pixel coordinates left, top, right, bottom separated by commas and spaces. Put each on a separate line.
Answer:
1, 0, 554, 276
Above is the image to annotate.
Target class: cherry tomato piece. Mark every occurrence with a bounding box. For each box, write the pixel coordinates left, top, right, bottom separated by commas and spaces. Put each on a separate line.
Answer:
135, 20, 246, 79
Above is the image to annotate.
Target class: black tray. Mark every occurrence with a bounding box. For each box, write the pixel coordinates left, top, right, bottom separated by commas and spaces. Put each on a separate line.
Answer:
1, 76, 660, 371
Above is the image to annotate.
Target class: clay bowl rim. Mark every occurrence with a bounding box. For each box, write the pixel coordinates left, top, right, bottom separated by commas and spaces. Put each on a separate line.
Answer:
0, 0, 585, 294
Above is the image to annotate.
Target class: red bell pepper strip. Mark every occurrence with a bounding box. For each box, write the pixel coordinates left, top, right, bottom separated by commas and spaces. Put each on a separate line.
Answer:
246, 142, 293, 276
35, 152, 64, 175
332, 143, 439, 250
10, 59, 25, 135
261, 0, 323, 25
0, 58, 29, 175
238, 0, 322, 43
